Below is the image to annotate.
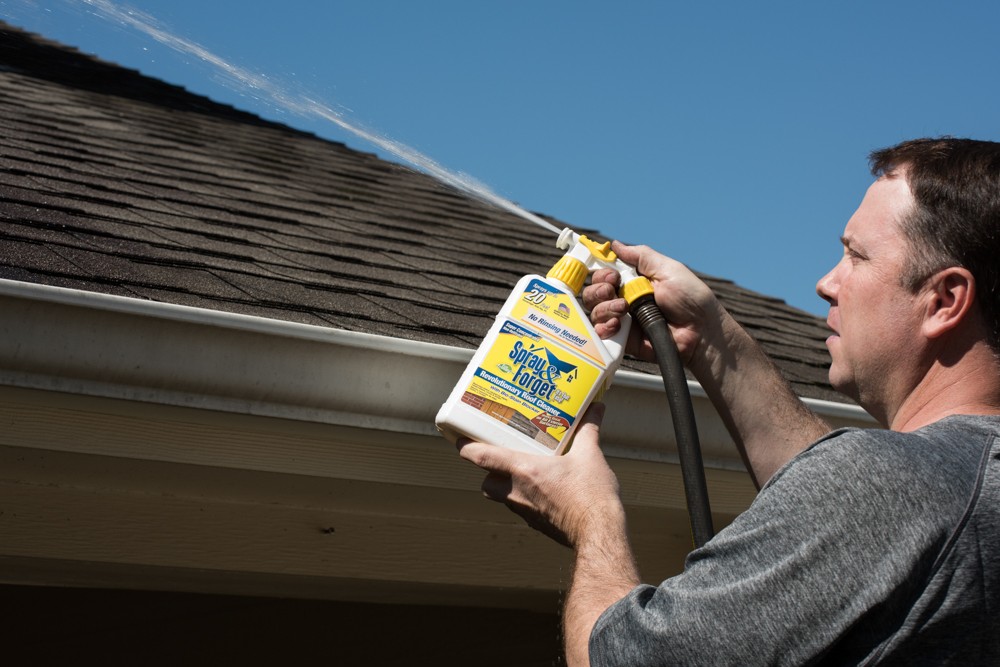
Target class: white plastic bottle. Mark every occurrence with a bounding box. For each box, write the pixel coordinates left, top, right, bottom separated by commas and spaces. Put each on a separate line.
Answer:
435, 229, 648, 455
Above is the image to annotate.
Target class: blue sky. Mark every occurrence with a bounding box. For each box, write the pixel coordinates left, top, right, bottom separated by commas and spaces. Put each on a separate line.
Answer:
4, 1, 999, 316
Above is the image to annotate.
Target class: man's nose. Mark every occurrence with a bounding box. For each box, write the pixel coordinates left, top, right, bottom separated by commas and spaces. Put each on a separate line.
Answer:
816, 266, 838, 305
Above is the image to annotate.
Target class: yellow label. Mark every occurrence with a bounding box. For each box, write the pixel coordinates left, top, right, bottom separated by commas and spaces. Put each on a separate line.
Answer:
510, 278, 606, 364
461, 279, 606, 451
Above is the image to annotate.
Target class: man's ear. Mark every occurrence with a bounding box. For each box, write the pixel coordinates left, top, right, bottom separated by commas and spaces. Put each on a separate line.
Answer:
921, 267, 976, 339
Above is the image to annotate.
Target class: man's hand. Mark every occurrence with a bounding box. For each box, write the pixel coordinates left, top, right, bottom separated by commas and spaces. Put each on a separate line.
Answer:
458, 403, 640, 666
583, 239, 830, 487
583, 241, 723, 369
456, 404, 625, 549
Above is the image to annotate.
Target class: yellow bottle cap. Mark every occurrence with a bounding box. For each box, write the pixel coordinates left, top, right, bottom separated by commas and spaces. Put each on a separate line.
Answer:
547, 256, 588, 294
619, 276, 654, 305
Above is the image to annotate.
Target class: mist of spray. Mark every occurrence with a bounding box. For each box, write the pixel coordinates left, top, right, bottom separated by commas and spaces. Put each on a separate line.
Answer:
77, 0, 563, 236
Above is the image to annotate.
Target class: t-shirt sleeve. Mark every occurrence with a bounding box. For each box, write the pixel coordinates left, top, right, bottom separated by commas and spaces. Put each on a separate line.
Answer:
588, 428, 969, 666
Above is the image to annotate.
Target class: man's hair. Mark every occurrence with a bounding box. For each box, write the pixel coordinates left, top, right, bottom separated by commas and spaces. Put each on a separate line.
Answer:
869, 137, 1000, 351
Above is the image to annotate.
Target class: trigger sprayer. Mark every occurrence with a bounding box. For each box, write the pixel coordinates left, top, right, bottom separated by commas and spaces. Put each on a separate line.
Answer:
436, 228, 714, 548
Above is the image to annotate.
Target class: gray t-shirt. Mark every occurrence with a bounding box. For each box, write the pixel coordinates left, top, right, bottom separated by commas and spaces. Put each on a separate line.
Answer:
590, 415, 1000, 666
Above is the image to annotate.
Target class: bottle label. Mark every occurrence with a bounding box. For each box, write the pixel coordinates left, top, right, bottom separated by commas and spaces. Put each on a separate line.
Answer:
510, 279, 607, 364
460, 279, 606, 451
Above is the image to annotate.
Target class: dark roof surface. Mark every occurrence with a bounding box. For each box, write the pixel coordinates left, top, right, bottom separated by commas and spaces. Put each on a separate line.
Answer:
0, 22, 845, 404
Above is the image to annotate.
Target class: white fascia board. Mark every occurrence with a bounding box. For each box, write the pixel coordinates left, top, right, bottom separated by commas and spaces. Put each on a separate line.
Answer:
610, 371, 874, 427
0, 279, 873, 469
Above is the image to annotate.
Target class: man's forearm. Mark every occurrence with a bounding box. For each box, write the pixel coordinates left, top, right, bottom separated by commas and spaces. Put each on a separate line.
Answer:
563, 512, 640, 667
691, 309, 831, 487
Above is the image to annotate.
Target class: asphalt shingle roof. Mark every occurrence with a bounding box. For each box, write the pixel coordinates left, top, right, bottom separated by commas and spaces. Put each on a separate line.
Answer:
0, 21, 846, 404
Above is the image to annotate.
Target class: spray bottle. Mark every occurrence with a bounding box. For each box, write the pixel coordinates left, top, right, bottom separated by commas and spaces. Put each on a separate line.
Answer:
435, 228, 654, 456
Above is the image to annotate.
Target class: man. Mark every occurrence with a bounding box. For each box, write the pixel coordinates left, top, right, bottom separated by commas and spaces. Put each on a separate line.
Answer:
457, 137, 1000, 665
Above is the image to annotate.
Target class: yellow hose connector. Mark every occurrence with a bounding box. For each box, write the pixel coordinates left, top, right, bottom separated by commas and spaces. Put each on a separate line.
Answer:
620, 276, 655, 306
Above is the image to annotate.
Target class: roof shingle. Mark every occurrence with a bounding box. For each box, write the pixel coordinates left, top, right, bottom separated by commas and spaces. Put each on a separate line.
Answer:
0, 21, 846, 403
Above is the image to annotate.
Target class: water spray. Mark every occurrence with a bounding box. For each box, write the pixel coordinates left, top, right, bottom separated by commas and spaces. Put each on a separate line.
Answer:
77, 0, 563, 236
59, 0, 712, 546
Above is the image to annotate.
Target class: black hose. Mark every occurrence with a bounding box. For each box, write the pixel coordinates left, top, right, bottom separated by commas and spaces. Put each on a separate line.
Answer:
630, 295, 715, 549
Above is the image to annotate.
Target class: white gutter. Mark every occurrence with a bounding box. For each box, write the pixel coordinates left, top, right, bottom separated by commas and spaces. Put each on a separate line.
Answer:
0, 278, 874, 469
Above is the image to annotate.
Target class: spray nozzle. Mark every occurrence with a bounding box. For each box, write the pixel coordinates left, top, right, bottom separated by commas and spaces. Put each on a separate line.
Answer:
552, 228, 654, 304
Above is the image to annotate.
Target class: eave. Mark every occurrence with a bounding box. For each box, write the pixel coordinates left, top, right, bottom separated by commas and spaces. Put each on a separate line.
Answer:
0, 278, 875, 606
0, 277, 873, 463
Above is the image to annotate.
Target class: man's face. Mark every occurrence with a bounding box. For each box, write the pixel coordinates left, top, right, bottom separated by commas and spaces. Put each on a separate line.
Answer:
816, 175, 926, 412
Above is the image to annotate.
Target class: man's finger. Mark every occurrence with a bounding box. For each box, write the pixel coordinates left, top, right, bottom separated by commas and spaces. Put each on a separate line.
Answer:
457, 438, 519, 475
589, 297, 629, 325
582, 280, 618, 312
568, 402, 606, 452
610, 240, 640, 264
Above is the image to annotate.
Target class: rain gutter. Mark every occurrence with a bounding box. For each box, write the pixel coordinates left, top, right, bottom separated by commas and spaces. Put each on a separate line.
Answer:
0, 278, 874, 469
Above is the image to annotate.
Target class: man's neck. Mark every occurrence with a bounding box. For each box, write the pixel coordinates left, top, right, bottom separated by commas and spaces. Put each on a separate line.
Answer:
890, 344, 1000, 432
